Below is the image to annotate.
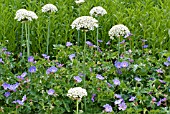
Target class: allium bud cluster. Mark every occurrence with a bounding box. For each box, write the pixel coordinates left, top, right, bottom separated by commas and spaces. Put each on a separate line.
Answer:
71, 16, 98, 31
42, 4, 58, 13
108, 24, 130, 39
67, 87, 87, 100
90, 6, 107, 17
75, 0, 85, 4
14, 9, 38, 22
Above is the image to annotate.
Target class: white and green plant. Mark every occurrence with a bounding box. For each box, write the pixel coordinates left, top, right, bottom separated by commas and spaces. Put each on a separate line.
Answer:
42, 4, 58, 55
14, 9, 38, 57
67, 87, 87, 114
71, 16, 98, 110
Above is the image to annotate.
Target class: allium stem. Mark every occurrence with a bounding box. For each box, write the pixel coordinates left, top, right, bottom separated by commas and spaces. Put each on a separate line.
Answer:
76, 100, 79, 114
83, 32, 87, 111
118, 36, 120, 61
77, 7, 80, 46
25, 23, 30, 57
96, 27, 99, 51
96, 17, 99, 51
28, 23, 30, 56
47, 16, 51, 55
78, 30, 80, 46
21, 23, 24, 52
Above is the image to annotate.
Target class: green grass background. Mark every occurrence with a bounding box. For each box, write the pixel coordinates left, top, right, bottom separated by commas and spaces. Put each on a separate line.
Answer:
0, 0, 170, 55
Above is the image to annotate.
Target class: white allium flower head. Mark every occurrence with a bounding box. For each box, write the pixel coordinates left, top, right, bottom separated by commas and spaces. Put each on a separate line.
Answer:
67, 87, 87, 100
26, 11, 38, 21
42, 4, 58, 13
71, 16, 98, 31
90, 6, 107, 17
14, 9, 38, 22
75, 0, 85, 4
108, 24, 130, 39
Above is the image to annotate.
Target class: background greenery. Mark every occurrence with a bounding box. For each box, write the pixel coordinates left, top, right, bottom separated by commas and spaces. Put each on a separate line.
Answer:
0, 0, 170, 55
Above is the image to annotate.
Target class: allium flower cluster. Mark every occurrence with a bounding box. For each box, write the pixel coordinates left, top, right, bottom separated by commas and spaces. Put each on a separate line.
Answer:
109, 24, 130, 39
75, 0, 85, 4
71, 16, 98, 31
67, 87, 87, 100
42, 4, 58, 13
14, 9, 38, 22
90, 6, 107, 17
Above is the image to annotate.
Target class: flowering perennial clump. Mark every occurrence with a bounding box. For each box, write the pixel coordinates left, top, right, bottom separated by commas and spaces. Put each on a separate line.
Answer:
67, 87, 87, 100
14, 9, 38, 22
109, 24, 130, 39
42, 4, 58, 13
90, 6, 107, 17
71, 16, 98, 31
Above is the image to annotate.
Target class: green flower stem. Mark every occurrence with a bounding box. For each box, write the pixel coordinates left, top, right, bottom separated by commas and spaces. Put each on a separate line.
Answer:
78, 30, 80, 46
21, 23, 24, 52
96, 17, 99, 51
118, 36, 120, 61
77, 7, 80, 46
47, 16, 51, 55
28, 23, 30, 56
83, 31, 87, 111
96, 27, 99, 51
25, 23, 30, 57
76, 100, 79, 114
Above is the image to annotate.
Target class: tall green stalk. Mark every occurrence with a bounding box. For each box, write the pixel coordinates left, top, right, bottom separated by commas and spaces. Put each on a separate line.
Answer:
96, 27, 99, 51
76, 100, 79, 114
96, 17, 99, 51
21, 23, 24, 52
47, 16, 51, 55
28, 23, 30, 56
77, 7, 80, 46
25, 22, 30, 57
83, 31, 87, 111
118, 36, 120, 61
77, 30, 80, 46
